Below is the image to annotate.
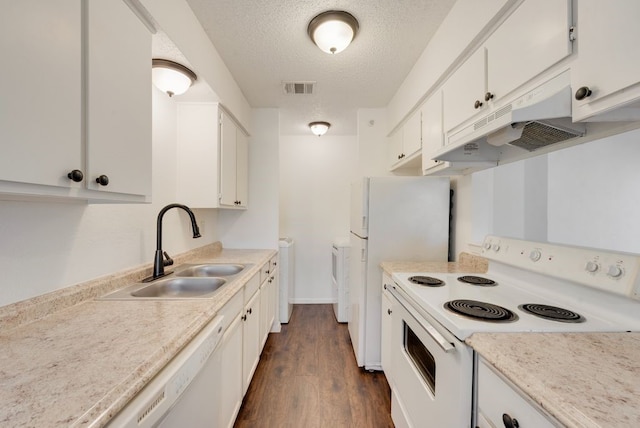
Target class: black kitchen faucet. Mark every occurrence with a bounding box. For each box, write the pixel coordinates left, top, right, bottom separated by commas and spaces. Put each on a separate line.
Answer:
144, 203, 201, 282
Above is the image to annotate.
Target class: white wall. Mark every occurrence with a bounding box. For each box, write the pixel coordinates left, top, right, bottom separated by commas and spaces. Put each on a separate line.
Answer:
217, 109, 280, 249
547, 128, 640, 253
0, 89, 219, 307
279, 134, 358, 303
453, 128, 640, 255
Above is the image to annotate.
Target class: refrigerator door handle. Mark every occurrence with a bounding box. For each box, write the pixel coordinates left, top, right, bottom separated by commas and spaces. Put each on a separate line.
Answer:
361, 247, 366, 262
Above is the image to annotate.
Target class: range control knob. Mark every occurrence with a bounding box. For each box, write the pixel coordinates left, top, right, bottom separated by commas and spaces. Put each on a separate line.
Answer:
492, 244, 500, 252
483, 242, 492, 251
607, 265, 624, 278
529, 249, 542, 262
585, 261, 600, 273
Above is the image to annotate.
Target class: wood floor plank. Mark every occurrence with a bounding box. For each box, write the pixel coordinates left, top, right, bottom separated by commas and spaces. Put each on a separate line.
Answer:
235, 304, 393, 428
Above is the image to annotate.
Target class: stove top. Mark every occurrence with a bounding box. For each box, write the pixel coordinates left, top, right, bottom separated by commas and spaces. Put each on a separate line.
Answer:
391, 236, 640, 341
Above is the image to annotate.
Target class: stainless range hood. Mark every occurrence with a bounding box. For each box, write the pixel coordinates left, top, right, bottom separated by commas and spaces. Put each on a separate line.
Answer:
432, 71, 586, 167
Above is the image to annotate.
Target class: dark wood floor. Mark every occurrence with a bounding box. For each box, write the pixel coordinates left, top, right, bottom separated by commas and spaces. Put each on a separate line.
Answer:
234, 304, 394, 428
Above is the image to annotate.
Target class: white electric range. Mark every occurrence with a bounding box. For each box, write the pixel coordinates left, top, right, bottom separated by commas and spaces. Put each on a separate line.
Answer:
385, 235, 640, 428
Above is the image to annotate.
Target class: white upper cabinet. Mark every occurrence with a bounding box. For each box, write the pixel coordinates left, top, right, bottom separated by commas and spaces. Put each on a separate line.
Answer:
421, 91, 446, 174
571, 0, 640, 121
389, 109, 422, 171
219, 112, 249, 208
0, 0, 152, 202
443, 48, 487, 134
486, 0, 572, 104
85, 0, 151, 197
176, 103, 249, 209
0, 1, 82, 189
443, 0, 572, 136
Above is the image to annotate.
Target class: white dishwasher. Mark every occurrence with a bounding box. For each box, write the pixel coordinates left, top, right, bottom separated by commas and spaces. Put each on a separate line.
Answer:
107, 315, 224, 428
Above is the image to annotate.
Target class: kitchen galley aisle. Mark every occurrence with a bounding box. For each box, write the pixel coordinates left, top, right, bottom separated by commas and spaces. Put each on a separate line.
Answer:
234, 304, 393, 427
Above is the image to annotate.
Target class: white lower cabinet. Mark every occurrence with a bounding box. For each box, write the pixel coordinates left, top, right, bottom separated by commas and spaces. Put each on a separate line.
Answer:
476, 357, 558, 428
380, 275, 394, 387
218, 292, 244, 428
259, 256, 278, 350
242, 275, 261, 395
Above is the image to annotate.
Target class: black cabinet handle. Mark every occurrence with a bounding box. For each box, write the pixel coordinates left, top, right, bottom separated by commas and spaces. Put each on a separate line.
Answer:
247, 307, 252, 315
474, 100, 483, 109
502, 413, 519, 428
387, 309, 392, 315
575, 86, 592, 101
95, 175, 109, 186
242, 314, 247, 321
484, 92, 494, 101
67, 170, 84, 182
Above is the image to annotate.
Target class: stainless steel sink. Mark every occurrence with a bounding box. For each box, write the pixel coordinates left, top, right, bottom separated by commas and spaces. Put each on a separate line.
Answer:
175, 263, 245, 277
98, 262, 252, 300
131, 277, 226, 298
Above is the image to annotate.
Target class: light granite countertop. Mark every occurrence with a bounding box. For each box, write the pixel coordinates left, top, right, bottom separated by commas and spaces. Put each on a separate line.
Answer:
0, 243, 275, 427
380, 252, 489, 275
467, 332, 640, 428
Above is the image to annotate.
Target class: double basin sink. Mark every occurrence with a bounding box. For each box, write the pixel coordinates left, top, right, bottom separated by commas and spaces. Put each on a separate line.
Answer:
100, 263, 250, 300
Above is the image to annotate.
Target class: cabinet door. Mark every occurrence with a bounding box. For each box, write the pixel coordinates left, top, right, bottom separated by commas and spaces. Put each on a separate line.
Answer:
388, 128, 404, 167
421, 91, 445, 174
242, 290, 261, 394
176, 103, 221, 207
219, 112, 238, 206
0, 0, 82, 188
381, 283, 393, 386
259, 278, 270, 350
86, 0, 151, 196
443, 48, 486, 133
571, 1, 640, 121
219, 313, 243, 428
486, 0, 572, 102
235, 129, 249, 207
402, 109, 422, 158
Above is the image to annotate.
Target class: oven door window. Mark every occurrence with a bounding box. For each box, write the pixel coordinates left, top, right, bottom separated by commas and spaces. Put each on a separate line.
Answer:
404, 320, 436, 394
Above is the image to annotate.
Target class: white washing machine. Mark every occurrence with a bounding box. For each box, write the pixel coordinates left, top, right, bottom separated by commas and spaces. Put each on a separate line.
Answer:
278, 238, 294, 324
331, 238, 350, 323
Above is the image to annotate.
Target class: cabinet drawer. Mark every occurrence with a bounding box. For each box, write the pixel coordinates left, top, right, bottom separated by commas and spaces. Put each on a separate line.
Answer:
217, 290, 243, 333
244, 272, 260, 304
477, 358, 558, 428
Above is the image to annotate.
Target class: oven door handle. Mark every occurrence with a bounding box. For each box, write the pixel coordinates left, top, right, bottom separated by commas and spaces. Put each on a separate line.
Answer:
388, 284, 456, 354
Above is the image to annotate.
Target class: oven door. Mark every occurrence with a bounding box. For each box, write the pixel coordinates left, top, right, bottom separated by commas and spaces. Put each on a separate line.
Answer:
388, 284, 474, 428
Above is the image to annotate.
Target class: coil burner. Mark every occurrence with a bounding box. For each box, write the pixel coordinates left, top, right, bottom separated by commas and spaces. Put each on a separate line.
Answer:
457, 276, 497, 286
408, 276, 445, 287
519, 304, 585, 323
444, 299, 518, 322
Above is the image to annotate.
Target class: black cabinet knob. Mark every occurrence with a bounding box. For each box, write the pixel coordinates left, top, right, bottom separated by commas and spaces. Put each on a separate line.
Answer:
387, 309, 392, 315
575, 86, 592, 101
474, 100, 483, 109
502, 413, 519, 428
242, 314, 247, 321
67, 170, 84, 182
247, 307, 252, 315
95, 175, 109, 186
484, 92, 494, 101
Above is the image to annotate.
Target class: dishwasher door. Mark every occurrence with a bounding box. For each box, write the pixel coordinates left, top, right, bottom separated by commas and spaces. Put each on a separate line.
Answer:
107, 315, 224, 428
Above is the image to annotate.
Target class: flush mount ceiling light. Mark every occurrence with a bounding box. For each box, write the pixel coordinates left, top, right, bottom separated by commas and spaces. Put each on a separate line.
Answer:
152, 59, 197, 97
307, 10, 359, 54
309, 121, 331, 136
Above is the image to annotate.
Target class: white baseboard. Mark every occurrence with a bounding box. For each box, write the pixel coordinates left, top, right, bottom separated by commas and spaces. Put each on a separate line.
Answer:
291, 298, 336, 304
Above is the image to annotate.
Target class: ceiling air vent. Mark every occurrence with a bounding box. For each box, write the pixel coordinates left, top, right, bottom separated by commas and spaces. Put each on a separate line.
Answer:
283, 81, 315, 95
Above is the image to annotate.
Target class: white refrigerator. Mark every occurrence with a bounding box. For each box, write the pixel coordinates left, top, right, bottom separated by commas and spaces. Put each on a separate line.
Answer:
348, 176, 450, 370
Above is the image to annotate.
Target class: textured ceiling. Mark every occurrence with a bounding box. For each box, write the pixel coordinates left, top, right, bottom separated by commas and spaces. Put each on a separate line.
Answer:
184, 0, 457, 135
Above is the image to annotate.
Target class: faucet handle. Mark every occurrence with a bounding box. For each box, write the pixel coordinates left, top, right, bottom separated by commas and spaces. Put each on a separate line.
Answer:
162, 251, 174, 267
